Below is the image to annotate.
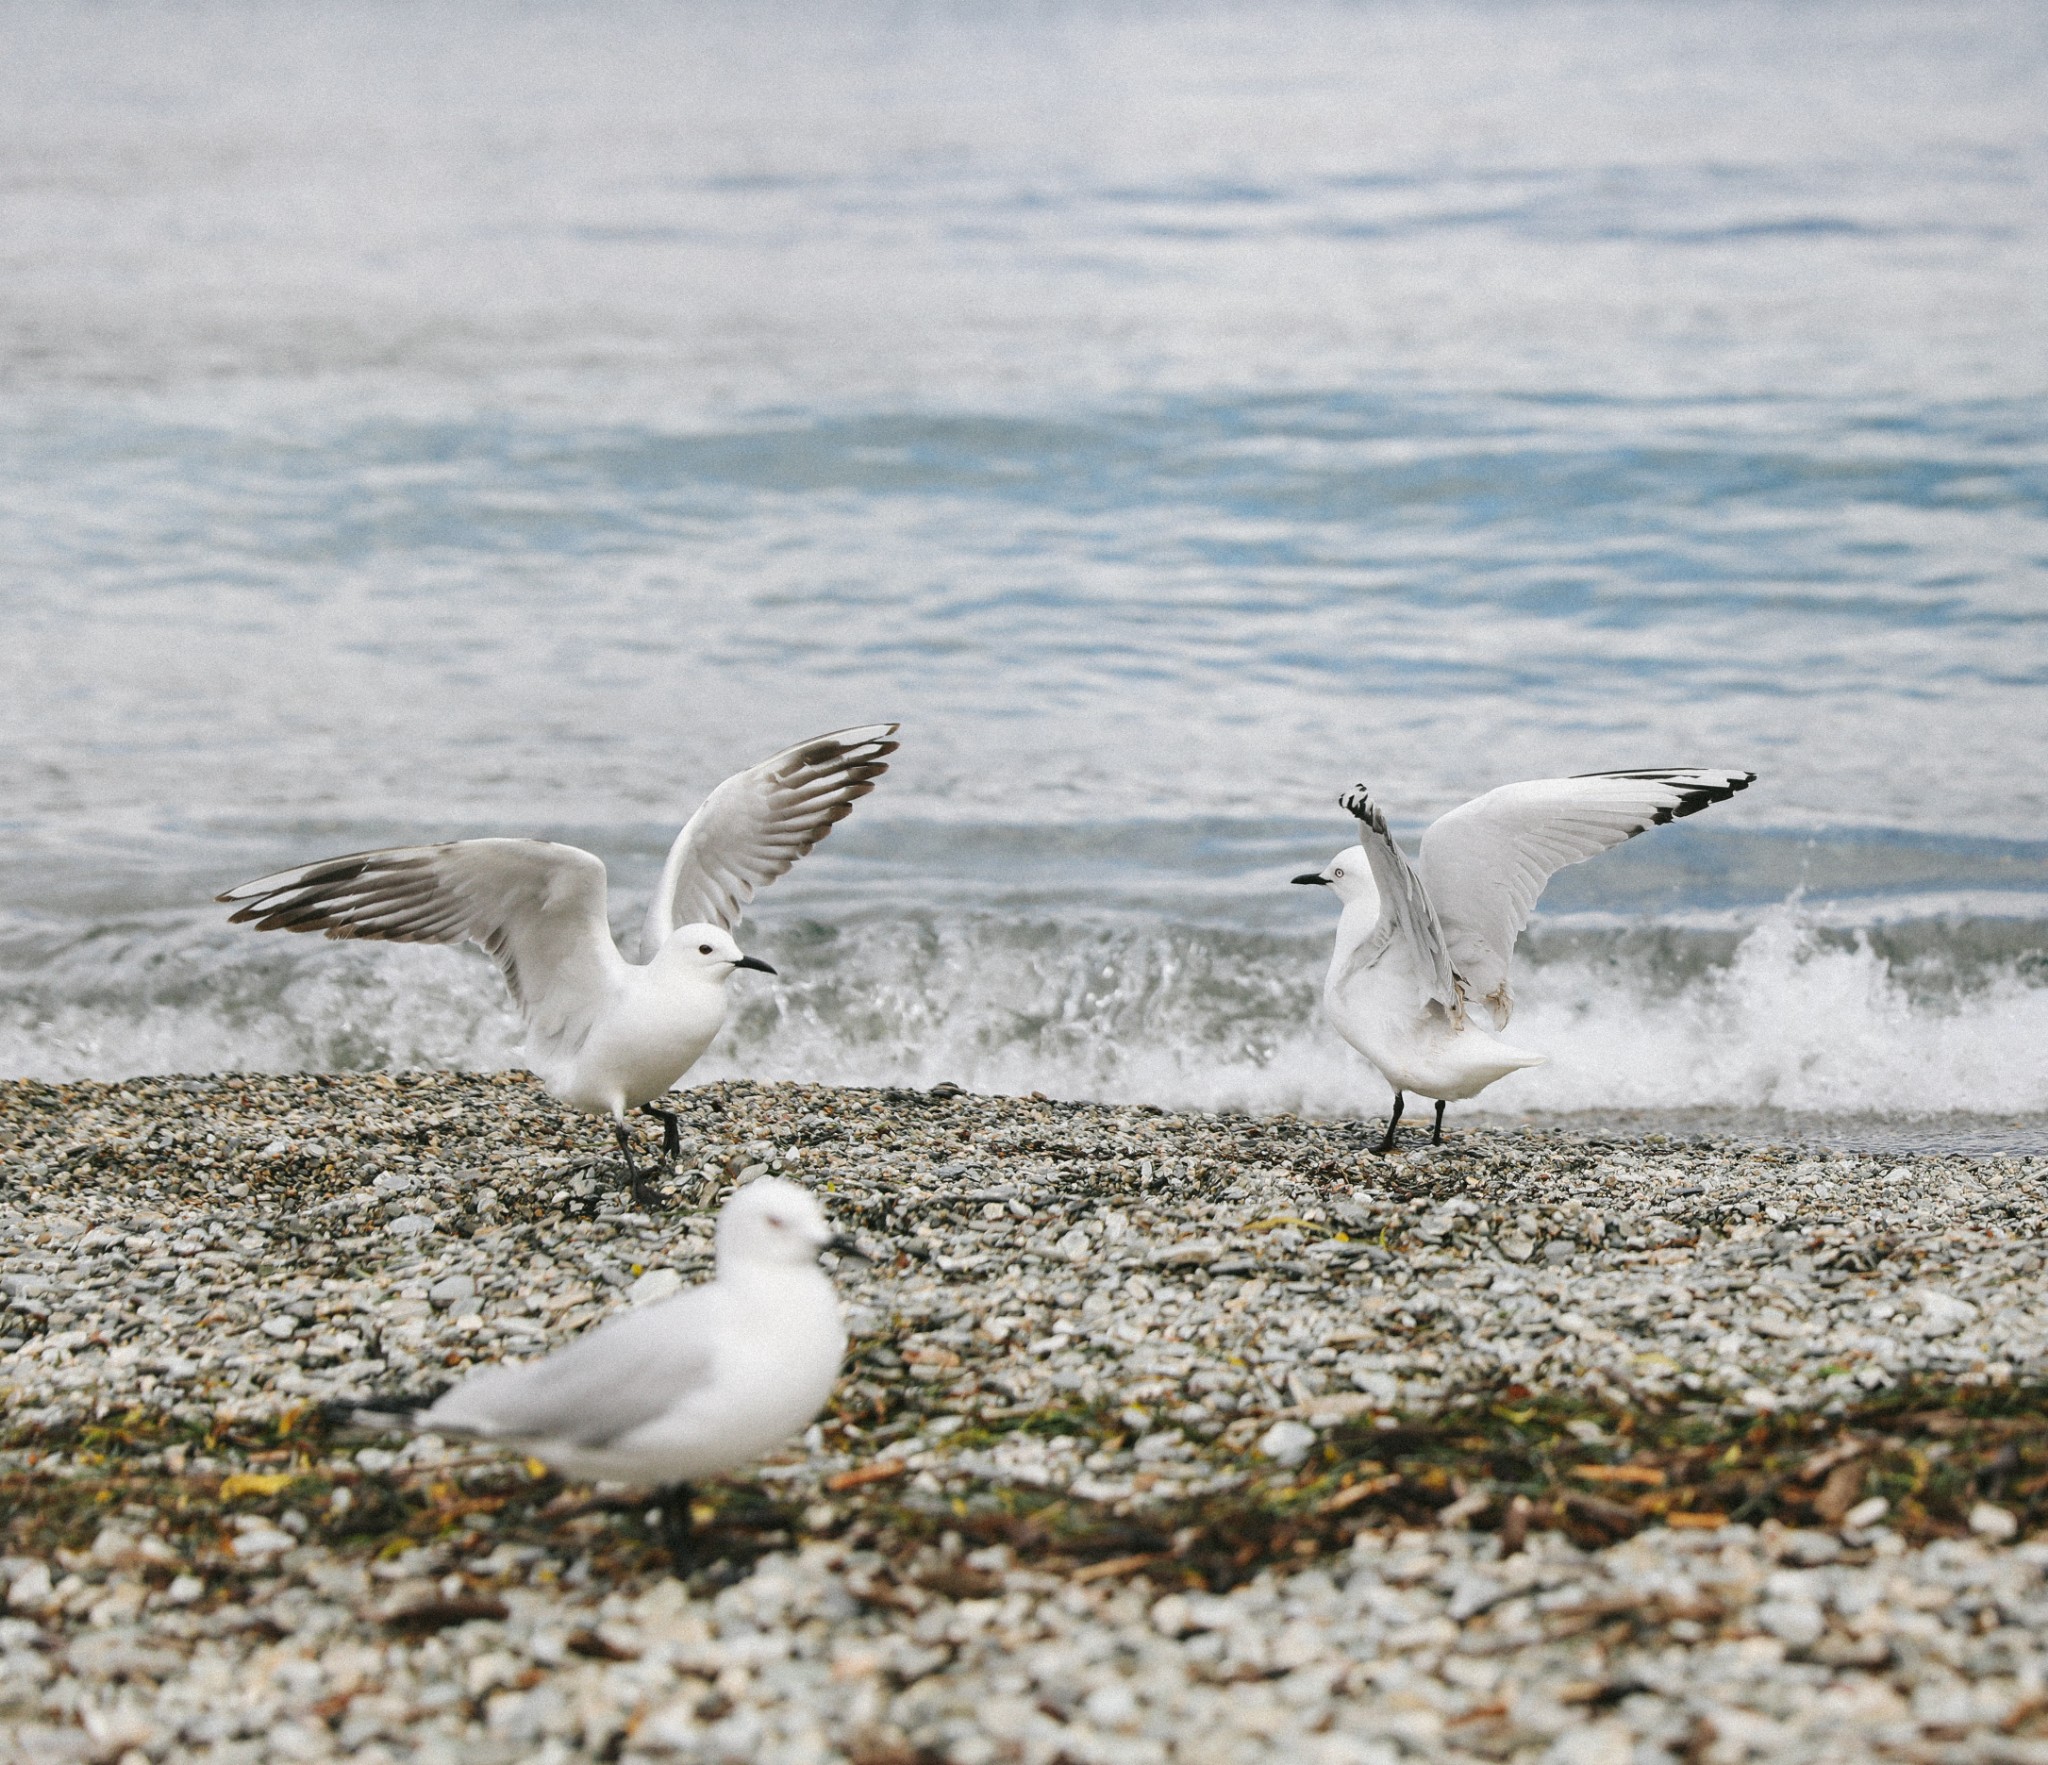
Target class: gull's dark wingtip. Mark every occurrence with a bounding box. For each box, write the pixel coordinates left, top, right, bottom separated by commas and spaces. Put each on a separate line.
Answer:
1339, 785, 1388, 835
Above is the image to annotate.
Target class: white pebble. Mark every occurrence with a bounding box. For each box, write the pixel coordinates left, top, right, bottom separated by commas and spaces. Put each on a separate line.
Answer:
1258, 1420, 1317, 1466
1970, 1502, 2019, 1543
429, 1274, 476, 1311
1755, 1599, 1825, 1648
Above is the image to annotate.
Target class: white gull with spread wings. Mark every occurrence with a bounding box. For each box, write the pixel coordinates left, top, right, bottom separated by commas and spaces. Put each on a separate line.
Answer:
219, 725, 898, 1198
1293, 768, 1755, 1151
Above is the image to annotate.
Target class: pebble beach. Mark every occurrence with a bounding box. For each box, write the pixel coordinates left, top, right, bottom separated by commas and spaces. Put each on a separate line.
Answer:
4, 1072, 2048, 1764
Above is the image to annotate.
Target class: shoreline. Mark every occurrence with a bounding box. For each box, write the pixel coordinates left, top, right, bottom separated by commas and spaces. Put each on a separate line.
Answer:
5, 1073, 2048, 1761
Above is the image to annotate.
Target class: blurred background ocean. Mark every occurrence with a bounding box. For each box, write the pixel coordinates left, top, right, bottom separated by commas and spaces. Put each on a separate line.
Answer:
2, 0, 2044, 1148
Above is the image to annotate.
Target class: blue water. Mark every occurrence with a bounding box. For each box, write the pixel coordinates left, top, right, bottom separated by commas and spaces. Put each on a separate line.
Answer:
2, 0, 2045, 1135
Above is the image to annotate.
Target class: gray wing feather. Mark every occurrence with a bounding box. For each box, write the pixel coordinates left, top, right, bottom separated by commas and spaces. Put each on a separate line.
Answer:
642, 724, 899, 954
1339, 787, 1462, 1020
217, 838, 617, 1048
424, 1289, 719, 1450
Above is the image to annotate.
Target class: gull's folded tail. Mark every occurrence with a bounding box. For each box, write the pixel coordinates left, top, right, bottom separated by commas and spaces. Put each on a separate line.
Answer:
321, 1387, 450, 1436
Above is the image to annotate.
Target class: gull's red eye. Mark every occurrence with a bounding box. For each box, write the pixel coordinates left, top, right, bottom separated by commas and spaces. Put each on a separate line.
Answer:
698, 943, 714, 955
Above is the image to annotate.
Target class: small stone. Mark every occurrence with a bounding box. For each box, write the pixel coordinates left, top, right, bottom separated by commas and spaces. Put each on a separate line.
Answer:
230, 1525, 296, 1559
385, 1213, 434, 1239
6, 1562, 52, 1610
429, 1274, 476, 1312
1257, 1420, 1317, 1466
1755, 1599, 1826, 1648
1914, 1289, 1977, 1338
1542, 1241, 1575, 1264
1151, 1593, 1192, 1636
1083, 1682, 1140, 1730
1779, 1531, 1843, 1566
260, 1315, 298, 1339
1843, 1496, 1890, 1530
1970, 1502, 2018, 1543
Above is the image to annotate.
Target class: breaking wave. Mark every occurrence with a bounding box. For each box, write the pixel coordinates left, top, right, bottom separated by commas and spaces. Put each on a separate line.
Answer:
5, 899, 2044, 1127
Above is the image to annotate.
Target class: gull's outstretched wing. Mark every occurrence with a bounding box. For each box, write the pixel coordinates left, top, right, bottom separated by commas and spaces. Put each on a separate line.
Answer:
424, 1288, 719, 1450
217, 839, 618, 1048
1418, 768, 1756, 1028
1340, 786, 1462, 1021
643, 723, 899, 954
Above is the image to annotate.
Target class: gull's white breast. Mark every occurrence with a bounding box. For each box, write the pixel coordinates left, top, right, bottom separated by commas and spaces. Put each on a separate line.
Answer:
1323, 899, 1544, 1101
542, 964, 730, 1117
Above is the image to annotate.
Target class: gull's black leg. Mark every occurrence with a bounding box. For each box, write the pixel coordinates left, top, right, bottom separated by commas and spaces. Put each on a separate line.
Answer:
1373, 1092, 1405, 1155
654, 1482, 696, 1574
611, 1121, 660, 1211
640, 1103, 683, 1164
1432, 1099, 1446, 1146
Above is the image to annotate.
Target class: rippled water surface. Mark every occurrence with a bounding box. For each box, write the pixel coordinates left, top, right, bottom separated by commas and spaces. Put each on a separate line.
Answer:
3, 1, 2045, 1143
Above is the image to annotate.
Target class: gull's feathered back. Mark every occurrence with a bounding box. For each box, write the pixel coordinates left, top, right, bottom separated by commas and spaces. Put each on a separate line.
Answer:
1417, 768, 1756, 1027
642, 723, 899, 956
426, 1285, 721, 1453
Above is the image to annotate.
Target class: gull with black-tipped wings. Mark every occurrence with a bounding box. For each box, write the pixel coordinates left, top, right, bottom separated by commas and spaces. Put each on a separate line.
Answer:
219, 725, 899, 1203
1292, 768, 1756, 1152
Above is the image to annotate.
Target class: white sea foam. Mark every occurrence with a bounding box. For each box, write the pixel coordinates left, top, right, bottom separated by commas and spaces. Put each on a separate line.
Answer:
6, 904, 2043, 1125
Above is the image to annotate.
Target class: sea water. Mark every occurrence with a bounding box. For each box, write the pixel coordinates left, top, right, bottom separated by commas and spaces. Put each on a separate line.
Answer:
2, 1, 2044, 1149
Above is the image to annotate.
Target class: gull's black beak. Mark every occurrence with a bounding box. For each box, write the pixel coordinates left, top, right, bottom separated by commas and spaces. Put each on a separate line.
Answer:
732, 955, 778, 975
1291, 873, 1330, 886
822, 1233, 870, 1263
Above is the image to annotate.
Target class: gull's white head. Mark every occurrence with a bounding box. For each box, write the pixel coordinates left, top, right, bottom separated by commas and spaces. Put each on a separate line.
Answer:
715, 1176, 844, 1270
1291, 846, 1378, 911
659, 922, 778, 983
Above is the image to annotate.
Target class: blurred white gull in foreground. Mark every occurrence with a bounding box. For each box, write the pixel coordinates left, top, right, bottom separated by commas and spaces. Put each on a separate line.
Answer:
340, 1177, 855, 1568
219, 725, 898, 1201
1294, 768, 1756, 1151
